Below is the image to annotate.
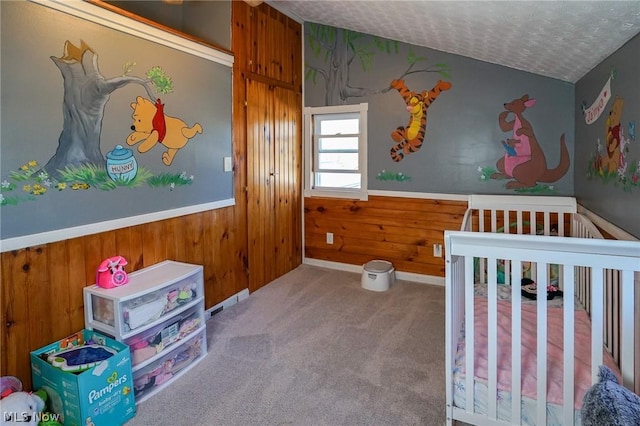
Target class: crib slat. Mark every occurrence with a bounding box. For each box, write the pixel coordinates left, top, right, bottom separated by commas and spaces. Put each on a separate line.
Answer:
464, 256, 475, 412
503, 210, 509, 234
517, 211, 523, 234
487, 257, 498, 420
591, 268, 604, 383
621, 270, 635, 389
563, 266, 575, 426
511, 263, 523, 425
635, 271, 640, 396
543, 211, 550, 235
536, 264, 548, 425
529, 211, 536, 235
491, 209, 497, 233
611, 270, 619, 362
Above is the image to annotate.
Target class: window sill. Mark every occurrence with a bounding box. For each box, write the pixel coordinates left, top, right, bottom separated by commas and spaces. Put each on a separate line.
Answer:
304, 189, 368, 201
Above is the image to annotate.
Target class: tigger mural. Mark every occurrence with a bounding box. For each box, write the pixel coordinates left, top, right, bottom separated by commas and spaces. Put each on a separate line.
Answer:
389, 79, 452, 162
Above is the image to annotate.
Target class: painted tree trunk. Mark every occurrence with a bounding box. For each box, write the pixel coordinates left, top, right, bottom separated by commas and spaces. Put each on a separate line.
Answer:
43, 41, 152, 179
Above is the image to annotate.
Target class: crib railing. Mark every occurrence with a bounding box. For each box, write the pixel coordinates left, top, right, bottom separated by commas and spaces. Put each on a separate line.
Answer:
464, 194, 577, 236
445, 231, 639, 425
460, 196, 636, 377
462, 195, 580, 287
459, 196, 638, 392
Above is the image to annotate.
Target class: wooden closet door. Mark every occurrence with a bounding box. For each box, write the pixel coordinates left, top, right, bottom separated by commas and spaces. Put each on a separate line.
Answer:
246, 79, 302, 293
272, 85, 302, 280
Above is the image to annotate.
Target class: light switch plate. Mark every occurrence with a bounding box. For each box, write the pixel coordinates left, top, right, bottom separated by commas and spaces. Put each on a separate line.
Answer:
223, 157, 232, 172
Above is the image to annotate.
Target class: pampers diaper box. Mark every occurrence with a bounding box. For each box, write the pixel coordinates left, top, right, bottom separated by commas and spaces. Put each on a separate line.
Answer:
31, 329, 136, 426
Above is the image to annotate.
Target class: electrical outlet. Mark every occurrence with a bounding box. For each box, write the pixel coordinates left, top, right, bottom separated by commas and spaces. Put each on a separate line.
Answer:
433, 243, 442, 257
326, 232, 334, 244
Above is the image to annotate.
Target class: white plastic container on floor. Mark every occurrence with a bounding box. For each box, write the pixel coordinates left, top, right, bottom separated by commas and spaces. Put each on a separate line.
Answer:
361, 260, 395, 292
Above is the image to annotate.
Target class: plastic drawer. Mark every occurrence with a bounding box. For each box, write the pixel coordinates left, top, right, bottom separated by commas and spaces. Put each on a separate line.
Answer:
132, 328, 206, 403
125, 305, 204, 368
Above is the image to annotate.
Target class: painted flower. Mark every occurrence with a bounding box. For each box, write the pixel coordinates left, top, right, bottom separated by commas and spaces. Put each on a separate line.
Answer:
23, 184, 31, 192
1, 180, 10, 188
32, 184, 46, 195
20, 164, 29, 171
57, 183, 67, 190
28, 160, 38, 168
71, 183, 90, 190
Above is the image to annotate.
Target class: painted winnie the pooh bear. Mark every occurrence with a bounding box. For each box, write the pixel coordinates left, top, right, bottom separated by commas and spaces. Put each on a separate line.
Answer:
604, 96, 624, 174
126, 96, 203, 166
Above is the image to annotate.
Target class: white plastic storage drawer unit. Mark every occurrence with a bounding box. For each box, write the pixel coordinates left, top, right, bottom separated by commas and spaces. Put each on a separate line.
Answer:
84, 260, 207, 404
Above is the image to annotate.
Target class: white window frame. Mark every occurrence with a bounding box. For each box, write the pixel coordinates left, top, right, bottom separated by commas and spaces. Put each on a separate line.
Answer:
303, 103, 368, 201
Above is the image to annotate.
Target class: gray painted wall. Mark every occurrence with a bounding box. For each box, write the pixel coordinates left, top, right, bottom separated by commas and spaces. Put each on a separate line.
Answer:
575, 34, 640, 238
106, 0, 231, 50
305, 24, 575, 196
0, 1, 232, 240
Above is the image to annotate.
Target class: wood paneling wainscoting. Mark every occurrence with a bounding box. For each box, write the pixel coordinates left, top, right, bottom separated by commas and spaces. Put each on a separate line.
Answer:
1, 208, 245, 388
304, 195, 468, 277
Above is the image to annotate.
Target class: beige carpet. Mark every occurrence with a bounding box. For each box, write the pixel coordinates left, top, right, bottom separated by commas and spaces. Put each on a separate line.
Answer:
126, 264, 447, 426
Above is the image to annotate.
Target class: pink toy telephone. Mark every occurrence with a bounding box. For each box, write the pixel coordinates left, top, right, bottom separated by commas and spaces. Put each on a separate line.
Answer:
96, 256, 129, 289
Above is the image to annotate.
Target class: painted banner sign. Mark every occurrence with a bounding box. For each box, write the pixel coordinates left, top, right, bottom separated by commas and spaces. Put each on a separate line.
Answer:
583, 76, 611, 124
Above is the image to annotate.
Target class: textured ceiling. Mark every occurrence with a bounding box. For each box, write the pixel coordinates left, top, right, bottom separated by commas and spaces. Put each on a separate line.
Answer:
267, 0, 640, 82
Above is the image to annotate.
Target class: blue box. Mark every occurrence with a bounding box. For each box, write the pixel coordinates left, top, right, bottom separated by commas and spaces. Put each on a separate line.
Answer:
30, 330, 136, 426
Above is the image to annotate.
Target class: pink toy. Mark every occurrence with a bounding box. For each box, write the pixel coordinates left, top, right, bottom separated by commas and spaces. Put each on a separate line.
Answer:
96, 256, 129, 289
0, 375, 23, 399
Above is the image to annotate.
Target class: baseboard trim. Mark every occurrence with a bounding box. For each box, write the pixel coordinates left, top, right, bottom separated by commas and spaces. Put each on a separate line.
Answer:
302, 257, 444, 286
205, 288, 250, 318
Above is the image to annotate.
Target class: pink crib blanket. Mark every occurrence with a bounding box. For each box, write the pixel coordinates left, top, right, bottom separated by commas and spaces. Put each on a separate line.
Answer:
456, 297, 619, 409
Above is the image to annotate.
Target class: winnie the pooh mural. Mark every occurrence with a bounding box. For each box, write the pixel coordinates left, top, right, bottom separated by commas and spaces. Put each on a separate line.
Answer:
126, 96, 203, 166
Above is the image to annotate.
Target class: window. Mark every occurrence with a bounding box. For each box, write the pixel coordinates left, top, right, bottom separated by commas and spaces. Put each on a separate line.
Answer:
304, 103, 368, 200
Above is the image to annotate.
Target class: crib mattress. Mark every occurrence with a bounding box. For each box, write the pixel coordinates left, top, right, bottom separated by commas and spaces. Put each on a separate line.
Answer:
473, 283, 584, 310
452, 296, 619, 425
452, 373, 581, 425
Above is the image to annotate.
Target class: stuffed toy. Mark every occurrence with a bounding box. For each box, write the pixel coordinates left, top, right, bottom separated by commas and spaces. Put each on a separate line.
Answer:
581, 365, 640, 425
0, 391, 45, 426
521, 277, 563, 300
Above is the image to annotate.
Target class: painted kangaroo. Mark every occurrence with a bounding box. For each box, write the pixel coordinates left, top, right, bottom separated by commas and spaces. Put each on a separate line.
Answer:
389, 79, 452, 162
491, 94, 570, 189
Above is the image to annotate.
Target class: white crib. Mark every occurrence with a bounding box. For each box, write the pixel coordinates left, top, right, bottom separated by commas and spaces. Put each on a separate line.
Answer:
445, 195, 640, 426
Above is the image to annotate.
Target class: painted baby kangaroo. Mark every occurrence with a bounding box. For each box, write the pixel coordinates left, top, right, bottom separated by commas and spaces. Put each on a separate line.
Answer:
491, 94, 570, 189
